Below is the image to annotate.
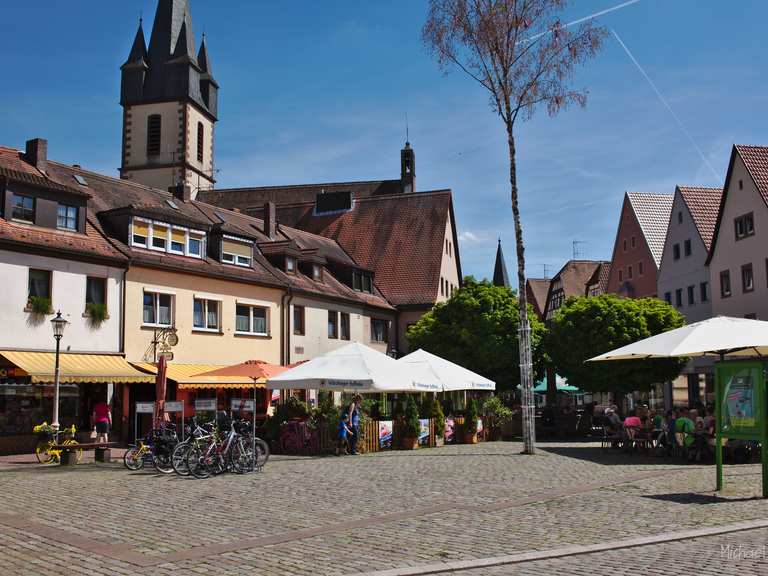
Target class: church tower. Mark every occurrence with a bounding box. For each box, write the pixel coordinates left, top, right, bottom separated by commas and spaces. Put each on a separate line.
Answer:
120, 0, 218, 197
493, 239, 511, 288
400, 141, 416, 194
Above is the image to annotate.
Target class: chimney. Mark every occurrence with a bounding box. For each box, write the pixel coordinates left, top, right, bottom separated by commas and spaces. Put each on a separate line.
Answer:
264, 202, 277, 239
168, 183, 192, 203
25, 138, 48, 173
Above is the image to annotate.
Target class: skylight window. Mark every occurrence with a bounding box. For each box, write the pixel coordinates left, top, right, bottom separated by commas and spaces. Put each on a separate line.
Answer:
166, 199, 179, 210
315, 191, 352, 215
73, 174, 88, 186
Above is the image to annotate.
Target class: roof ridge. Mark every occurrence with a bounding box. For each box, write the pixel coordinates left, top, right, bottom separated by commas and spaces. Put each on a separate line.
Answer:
211, 179, 400, 193
47, 159, 176, 198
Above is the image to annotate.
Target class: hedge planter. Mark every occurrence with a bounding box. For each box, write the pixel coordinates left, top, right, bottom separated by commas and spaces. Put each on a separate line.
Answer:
400, 436, 419, 450
434, 436, 445, 447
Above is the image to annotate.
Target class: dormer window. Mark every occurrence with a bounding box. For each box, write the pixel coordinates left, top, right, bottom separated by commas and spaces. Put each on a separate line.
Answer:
130, 217, 205, 258
286, 256, 296, 274
57, 205, 78, 231
315, 190, 352, 215
312, 264, 323, 281
353, 272, 362, 291
11, 194, 35, 223
363, 275, 372, 293
222, 236, 252, 267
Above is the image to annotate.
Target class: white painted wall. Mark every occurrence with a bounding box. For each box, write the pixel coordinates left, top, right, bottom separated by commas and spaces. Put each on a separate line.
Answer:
437, 213, 460, 302
710, 155, 768, 319
0, 249, 124, 353
657, 190, 712, 324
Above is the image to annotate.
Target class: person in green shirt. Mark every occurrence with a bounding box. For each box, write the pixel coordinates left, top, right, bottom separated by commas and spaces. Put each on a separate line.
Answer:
675, 408, 695, 449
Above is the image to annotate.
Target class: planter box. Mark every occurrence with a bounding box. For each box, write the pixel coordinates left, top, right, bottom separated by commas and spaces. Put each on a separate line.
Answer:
462, 432, 478, 445
434, 436, 445, 447
400, 436, 419, 450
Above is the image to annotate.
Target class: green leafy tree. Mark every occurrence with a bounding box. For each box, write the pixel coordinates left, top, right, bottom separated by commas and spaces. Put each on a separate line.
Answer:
430, 397, 446, 438
546, 295, 686, 395
407, 278, 545, 392
403, 395, 421, 438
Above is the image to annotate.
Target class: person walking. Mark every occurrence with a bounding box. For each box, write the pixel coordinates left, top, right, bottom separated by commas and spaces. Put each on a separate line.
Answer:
336, 414, 352, 456
91, 397, 111, 444
347, 394, 362, 455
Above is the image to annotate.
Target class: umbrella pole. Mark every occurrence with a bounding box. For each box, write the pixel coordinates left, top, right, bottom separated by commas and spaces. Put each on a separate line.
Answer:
253, 380, 257, 473
715, 352, 724, 492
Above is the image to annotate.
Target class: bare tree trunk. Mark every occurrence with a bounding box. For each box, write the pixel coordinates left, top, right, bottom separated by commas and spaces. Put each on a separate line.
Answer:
506, 122, 536, 455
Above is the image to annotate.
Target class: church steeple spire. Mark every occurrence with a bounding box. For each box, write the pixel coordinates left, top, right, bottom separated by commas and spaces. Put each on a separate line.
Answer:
120, 20, 149, 105
493, 239, 511, 288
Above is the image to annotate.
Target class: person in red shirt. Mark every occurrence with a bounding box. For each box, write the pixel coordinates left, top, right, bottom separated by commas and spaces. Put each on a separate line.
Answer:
91, 398, 111, 444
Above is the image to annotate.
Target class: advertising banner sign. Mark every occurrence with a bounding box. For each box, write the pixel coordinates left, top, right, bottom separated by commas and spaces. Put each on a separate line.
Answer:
378, 420, 393, 450
194, 398, 217, 411
445, 418, 455, 444
135, 402, 155, 414
419, 419, 430, 445
231, 398, 254, 412
164, 401, 184, 412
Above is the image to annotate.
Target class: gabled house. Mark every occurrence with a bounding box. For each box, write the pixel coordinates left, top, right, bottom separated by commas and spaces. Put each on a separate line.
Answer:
526, 279, 551, 321
606, 192, 673, 299
708, 145, 768, 320
585, 262, 611, 297
658, 186, 722, 323
543, 260, 604, 321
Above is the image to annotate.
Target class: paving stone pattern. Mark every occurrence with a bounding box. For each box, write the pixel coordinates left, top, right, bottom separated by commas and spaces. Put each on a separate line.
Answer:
1, 442, 767, 575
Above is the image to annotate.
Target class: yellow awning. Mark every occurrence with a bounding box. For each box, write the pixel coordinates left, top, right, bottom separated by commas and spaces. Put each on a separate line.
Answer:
131, 363, 261, 389
0, 351, 155, 384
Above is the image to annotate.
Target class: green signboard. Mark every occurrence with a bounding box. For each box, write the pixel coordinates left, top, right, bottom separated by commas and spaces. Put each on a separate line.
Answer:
715, 361, 768, 496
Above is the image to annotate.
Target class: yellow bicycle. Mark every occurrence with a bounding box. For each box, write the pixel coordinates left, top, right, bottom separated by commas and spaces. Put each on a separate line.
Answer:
123, 440, 151, 470
33, 423, 82, 464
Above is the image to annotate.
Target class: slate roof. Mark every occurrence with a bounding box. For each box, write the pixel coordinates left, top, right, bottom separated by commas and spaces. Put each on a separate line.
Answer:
492, 240, 510, 288
626, 192, 674, 268
677, 186, 723, 251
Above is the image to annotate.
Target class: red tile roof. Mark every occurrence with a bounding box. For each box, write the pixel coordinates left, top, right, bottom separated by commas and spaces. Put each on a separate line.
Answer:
677, 186, 722, 250
626, 192, 674, 267
525, 279, 550, 318
266, 191, 454, 306
736, 145, 768, 204
584, 261, 611, 296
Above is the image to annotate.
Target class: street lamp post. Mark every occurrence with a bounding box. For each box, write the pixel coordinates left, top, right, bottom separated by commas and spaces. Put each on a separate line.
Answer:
50, 311, 68, 429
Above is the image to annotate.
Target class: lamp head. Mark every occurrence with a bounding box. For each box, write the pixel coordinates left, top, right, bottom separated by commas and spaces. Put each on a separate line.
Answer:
51, 311, 68, 339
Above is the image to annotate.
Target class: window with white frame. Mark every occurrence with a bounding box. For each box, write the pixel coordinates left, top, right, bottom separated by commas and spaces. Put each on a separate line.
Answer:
57, 205, 78, 231
143, 291, 173, 326
221, 237, 252, 267
193, 298, 220, 331
131, 218, 205, 258
235, 304, 268, 335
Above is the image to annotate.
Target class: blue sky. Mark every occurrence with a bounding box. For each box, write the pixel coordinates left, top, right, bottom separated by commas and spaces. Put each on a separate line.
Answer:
1, 1, 766, 284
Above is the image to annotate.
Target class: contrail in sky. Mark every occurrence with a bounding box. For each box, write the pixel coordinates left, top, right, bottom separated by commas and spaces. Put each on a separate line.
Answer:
524, 0, 643, 42
611, 29, 720, 181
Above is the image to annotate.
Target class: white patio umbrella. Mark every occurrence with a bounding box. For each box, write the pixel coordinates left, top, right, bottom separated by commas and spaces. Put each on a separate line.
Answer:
267, 342, 426, 392
399, 349, 496, 391
588, 316, 768, 362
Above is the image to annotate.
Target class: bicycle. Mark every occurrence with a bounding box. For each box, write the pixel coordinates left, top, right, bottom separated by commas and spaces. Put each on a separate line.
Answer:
186, 420, 253, 479
171, 418, 215, 476
123, 423, 178, 472
33, 423, 82, 464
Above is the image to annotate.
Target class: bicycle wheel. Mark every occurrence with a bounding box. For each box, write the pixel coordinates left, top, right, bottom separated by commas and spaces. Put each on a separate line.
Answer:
153, 451, 174, 474
229, 439, 252, 474
255, 437, 270, 467
186, 445, 211, 479
123, 446, 145, 470
62, 439, 83, 464
35, 440, 55, 464
171, 442, 192, 476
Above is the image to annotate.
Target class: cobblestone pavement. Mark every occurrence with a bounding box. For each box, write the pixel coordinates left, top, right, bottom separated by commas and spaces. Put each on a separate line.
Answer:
1, 441, 767, 575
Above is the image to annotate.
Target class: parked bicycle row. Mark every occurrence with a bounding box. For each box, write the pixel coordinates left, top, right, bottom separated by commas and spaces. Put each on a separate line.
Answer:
123, 418, 269, 478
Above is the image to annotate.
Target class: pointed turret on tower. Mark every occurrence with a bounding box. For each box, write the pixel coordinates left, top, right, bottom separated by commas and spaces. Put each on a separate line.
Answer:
493, 239, 510, 288
119, 0, 218, 196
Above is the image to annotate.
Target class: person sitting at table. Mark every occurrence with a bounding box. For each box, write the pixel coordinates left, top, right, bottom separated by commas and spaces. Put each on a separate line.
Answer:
674, 408, 695, 456
605, 406, 622, 433
623, 409, 641, 429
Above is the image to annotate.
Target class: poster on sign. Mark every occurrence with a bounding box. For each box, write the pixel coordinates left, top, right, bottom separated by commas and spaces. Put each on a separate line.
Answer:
444, 418, 455, 444
195, 398, 217, 411
378, 420, 393, 450
477, 419, 484, 436
418, 419, 430, 445
231, 398, 254, 412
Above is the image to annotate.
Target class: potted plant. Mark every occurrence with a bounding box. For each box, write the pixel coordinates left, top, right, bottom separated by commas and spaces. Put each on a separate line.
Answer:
463, 398, 479, 444
431, 398, 446, 446
482, 396, 513, 442
400, 395, 420, 450
28, 296, 51, 316
86, 302, 108, 324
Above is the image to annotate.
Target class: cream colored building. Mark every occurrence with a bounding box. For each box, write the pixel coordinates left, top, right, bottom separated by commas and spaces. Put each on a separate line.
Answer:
124, 266, 282, 366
